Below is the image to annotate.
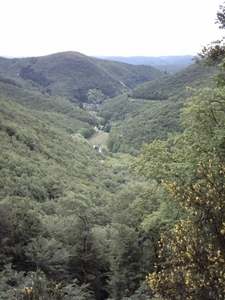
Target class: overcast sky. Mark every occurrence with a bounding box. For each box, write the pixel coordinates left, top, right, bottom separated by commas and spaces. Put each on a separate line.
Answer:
1, 0, 224, 58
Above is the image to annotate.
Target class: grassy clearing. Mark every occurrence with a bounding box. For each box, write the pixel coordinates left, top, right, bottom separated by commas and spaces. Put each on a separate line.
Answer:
88, 131, 109, 146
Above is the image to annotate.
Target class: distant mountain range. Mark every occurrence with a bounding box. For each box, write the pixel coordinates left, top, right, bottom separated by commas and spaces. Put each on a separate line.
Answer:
94, 55, 194, 73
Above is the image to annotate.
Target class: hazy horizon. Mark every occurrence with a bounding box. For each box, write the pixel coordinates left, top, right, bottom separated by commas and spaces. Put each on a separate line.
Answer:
1, 0, 223, 58
1, 52, 195, 59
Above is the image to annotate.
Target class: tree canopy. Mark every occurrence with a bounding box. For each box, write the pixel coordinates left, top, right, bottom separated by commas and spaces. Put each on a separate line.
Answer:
141, 87, 225, 299
138, 4, 225, 298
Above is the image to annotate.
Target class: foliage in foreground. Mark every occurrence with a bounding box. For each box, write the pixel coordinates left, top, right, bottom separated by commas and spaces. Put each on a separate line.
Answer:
137, 87, 225, 299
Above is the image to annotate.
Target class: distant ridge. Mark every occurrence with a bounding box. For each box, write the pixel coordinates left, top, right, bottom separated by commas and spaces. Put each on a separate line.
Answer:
94, 55, 194, 73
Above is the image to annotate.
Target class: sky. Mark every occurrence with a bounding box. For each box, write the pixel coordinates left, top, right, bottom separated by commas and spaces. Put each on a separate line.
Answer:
1, 0, 224, 58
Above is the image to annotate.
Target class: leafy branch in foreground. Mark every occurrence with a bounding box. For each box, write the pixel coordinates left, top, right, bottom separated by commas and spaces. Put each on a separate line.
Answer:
138, 86, 225, 299
196, 2, 225, 87
148, 157, 225, 299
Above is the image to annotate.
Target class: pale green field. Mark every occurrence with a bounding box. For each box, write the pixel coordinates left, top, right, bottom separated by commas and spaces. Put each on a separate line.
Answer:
88, 132, 109, 146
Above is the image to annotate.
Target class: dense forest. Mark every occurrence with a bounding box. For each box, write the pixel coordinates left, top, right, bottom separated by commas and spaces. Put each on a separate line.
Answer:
98, 62, 218, 155
0, 52, 163, 102
1, 3, 225, 300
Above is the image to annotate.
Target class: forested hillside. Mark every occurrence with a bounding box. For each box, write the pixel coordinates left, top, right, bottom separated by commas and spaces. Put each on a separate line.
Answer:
1, 4, 225, 299
130, 62, 218, 100
0, 82, 97, 137
0, 84, 159, 299
98, 62, 218, 155
0, 51, 163, 102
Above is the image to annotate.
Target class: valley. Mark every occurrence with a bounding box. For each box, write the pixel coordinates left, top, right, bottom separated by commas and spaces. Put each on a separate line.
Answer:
0, 46, 225, 300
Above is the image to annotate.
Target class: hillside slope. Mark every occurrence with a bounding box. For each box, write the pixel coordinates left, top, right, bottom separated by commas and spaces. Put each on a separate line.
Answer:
0, 82, 98, 136
0, 51, 163, 102
99, 62, 219, 154
0, 48, 222, 299
0, 81, 155, 299
130, 62, 218, 100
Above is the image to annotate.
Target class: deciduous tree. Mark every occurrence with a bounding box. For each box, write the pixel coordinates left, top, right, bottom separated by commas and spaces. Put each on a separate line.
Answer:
144, 87, 225, 299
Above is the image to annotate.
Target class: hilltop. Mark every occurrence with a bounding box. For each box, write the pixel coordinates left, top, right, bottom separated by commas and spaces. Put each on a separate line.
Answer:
0, 51, 163, 102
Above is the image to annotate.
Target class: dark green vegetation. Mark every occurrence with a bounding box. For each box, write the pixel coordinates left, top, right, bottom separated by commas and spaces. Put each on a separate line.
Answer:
0, 51, 163, 102
142, 4, 225, 299
99, 94, 183, 155
131, 62, 218, 100
99, 62, 218, 155
140, 86, 225, 299
0, 83, 157, 299
1, 4, 225, 298
94, 55, 194, 73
